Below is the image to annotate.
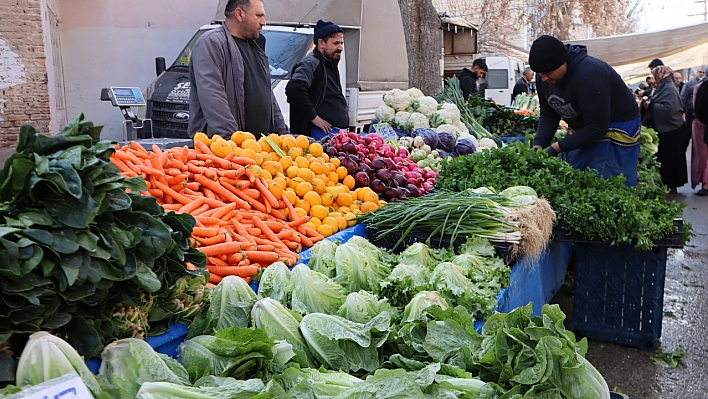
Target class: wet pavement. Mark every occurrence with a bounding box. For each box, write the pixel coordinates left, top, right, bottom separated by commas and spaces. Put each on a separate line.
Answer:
551, 178, 708, 398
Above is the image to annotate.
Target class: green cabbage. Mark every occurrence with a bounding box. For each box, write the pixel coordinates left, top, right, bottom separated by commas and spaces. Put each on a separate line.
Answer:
308, 240, 339, 278
15, 332, 104, 398
338, 291, 394, 324
205, 276, 259, 334
289, 264, 346, 315
98, 338, 189, 399
257, 261, 292, 306
251, 298, 314, 368
300, 312, 391, 373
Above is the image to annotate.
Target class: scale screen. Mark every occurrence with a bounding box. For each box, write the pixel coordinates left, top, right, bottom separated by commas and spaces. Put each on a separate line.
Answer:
109, 87, 146, 106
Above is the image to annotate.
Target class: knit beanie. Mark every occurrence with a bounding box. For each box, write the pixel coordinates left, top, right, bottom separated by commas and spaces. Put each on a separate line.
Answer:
313, 20, 343, 44
528, 35, 568, 73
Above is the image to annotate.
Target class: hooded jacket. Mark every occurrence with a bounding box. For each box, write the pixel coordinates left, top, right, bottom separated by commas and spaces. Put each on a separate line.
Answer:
533, 45, 639, 151
458, 68, 480, 100
188, 26, 289, 137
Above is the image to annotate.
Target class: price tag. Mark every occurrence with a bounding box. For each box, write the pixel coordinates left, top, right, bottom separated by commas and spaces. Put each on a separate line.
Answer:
6, 372, 94, 399
371, 123, 398, 141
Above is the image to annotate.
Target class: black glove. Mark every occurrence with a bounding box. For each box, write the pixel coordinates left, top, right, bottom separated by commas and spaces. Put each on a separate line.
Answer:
544, 146, 559, 156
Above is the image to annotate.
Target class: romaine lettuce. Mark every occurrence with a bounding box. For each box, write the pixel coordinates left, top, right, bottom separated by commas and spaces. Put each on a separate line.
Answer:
204, 276, 259, 334
257, 261, 291, 306
338, 291, 394, 324
251, 298, 314, 368
308, 239, 339, 278
289, 264, 346, 315
335, 237, 391, 292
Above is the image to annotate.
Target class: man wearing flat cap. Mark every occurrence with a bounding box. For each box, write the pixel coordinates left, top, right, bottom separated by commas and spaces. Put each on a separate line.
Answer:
286, 20, 349, 137
529, 35, 641, 187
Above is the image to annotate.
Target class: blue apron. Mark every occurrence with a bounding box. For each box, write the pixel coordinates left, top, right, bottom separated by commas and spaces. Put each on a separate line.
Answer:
565, 117, 641, 187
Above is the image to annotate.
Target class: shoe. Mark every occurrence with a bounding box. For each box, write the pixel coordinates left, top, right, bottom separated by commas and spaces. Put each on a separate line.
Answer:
697, 188, 708, 196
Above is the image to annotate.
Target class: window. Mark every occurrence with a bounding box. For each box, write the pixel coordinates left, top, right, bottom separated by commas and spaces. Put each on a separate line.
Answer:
485, 69, 509, 89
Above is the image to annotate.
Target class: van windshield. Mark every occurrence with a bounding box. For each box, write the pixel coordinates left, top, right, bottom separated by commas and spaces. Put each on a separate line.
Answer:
171, 28, 312, 80
485, 69, 509, 90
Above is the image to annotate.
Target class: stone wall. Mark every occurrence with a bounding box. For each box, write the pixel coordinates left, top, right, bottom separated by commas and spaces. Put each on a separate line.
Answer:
0, 0, 51, 148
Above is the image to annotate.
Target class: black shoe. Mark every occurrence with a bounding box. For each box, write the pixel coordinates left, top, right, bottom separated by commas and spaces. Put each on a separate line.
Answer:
697, 188, 708, 196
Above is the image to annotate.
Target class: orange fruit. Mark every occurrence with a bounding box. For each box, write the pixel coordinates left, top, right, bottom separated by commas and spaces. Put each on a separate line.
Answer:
361, 201, 378, 213
281, 135, 297, 151
273, 176, 287, 190
230, 131, 246, 145
308, 142, 323, 157
303, 191, 322, 207
242, 138, 262, 153
334, 216, 347, 231
288, 147, 304, 158
317, 224, 334, 237
254, 152, 264, 166
210, 134, 224, 143
296, 135, 310, 150
324, 187, 339, 198
363, 190, 379, 203
321, 163, 332, 175
241, 148, 257, 161
297, 168, 315, 183
295, 199, 311, 214
310, 204, 328, 220
294, 207, 308, 219
267, 133, 283, 148
321, 153, 330, 162
322, 216, 339, 233
335, 185, 349, 194
210, 139, 231, 158
342, 175, 356, 190
226, 140, 238, 149
344, 212, 357, 227
243, 132, 256, 141
283, 190, 297, 205
260, 170, 273, 180
330, 158, 341, 168
295, 181, 314, 198
336, 166, 348, 181
294, 156, 310, 169
288, 177, 304, 190
337, 206, 351, 214
231, 147, 243, 156
309, 161, 324, 175
304, 222, 317, 231
311, 178, 326, 195
279, 156, 293, 170
328, 171, 340, 184
328, 211, 343, 219
260, 151, 273, 162
249, 165, 264, 177
258, 136, 272, 152
194, 132, 210, 146
262, 160, 282, 176
336, 192, 353, 207
268, 181, 284, 200
320, 192, 334, 207
286, 165, 300, 179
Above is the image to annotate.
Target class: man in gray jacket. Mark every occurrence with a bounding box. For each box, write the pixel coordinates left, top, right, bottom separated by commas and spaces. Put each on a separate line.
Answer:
188, 0, 288, 138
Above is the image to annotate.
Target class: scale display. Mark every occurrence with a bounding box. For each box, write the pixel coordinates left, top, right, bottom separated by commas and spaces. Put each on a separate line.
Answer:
108, 87, 146, 106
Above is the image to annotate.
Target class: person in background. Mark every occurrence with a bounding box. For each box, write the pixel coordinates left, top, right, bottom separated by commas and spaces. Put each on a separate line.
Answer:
648, 58, 664, 70
681, 66, 704, 128
512, 67, 534, 104
674, 72, 684, 95
458, 58, 488, 100
690, 65, 708, 195
529, 35, 641, 186
285, 20, 348, 139
638, 75, 656, 127
646, 65, 690, 193
188, 0, 289, 138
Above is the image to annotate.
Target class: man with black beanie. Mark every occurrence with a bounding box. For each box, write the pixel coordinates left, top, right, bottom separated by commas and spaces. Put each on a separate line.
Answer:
529, 35, 641, 187
286, 20, 349, 137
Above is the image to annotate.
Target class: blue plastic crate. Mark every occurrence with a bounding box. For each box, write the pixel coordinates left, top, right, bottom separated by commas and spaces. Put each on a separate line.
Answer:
570, 243, 667, 352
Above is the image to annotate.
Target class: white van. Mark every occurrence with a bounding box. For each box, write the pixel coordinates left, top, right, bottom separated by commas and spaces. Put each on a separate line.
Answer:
482, 55, 526, 107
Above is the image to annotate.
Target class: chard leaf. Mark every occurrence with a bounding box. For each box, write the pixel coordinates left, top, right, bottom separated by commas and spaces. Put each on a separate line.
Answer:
18, 211, 54, 227
134, 261, 162, 293
76, 231, 99, 251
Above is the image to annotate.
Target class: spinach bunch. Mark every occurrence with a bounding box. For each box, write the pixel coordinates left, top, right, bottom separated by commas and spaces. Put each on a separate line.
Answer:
0, 115, 206, 357
436, 141, 685, 249
465, 95, 539, 137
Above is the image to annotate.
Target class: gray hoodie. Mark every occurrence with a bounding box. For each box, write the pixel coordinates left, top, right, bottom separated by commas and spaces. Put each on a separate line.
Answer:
188, 26, 288, 137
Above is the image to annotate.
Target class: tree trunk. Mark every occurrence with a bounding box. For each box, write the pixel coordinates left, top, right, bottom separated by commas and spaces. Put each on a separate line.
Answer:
398, 0, 441, 96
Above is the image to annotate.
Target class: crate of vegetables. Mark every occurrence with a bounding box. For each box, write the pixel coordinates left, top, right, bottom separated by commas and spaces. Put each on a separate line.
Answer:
570, 243, 667, 352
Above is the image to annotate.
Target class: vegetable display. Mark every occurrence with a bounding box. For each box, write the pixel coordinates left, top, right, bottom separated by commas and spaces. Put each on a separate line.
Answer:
437, 141, 686, 249
0, 116, 206, 359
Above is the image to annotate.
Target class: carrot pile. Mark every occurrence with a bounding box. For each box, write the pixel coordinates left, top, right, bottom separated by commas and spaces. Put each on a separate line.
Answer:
513, 109, 536, 115
111, 141, 326, 284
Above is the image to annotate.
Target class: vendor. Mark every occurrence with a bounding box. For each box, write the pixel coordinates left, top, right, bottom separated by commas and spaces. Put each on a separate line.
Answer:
187, 0, 289, 138
529, 35, 641, 187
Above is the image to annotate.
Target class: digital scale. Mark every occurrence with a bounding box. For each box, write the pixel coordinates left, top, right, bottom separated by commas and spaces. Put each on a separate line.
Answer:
101, 86, 192, 150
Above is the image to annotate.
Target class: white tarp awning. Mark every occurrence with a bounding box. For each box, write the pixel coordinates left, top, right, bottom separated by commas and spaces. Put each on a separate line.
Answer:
566, 22, 708, 79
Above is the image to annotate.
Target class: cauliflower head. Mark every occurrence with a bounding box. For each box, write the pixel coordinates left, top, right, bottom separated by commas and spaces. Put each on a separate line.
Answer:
413, 96, 439, 118
408, 112, 430, 131
440, 103, 461, 124
383, 88, 412, 112
374, 104, 396, 122
430, 109, 454, 126
406, 87, 425, 100
435, 124, 461, 134
478, 137, 499, 150
394, 111, 412, 130
454, 121, 469, 135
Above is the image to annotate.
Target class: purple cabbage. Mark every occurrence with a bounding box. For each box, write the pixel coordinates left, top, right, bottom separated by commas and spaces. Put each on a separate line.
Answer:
455, 138, 476, 156
412, 128, 439, 150
437, 132, 457, 153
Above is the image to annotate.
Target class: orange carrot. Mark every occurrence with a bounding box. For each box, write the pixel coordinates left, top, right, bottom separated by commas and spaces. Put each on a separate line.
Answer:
243, 251, 280, 263
192, 226, 221, 237
282, 194, 298, 222
191, 204, 211, 216
287, 216, 311, 228
178, 197, 205, 214
211, 203, 237, 219
199, 241, 252, 256
227, 252, 246, 264
195, 175, 251, 210
207, 265, 259, 277
196, 234, 226, 246
244, 167, 256, 182
194, 140, 215, 155
154, 181, 192, 205
256, 178, 279, 209
252, 216, 285, 247
209, 273, 224, 284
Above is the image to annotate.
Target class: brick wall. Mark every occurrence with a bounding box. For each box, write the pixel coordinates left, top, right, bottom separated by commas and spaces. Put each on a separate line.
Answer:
0, 0, 51, 148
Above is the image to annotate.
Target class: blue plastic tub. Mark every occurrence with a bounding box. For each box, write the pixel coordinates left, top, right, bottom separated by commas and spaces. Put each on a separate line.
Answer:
571, 243, 667, 352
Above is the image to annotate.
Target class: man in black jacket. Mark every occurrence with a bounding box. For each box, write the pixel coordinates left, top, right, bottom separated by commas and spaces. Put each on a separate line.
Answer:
285, 20, 349, 137
512, 67, 534, 103
458, 58, 488, 100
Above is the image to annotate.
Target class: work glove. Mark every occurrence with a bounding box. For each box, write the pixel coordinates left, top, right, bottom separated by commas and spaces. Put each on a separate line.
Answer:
544, 146, 559, 156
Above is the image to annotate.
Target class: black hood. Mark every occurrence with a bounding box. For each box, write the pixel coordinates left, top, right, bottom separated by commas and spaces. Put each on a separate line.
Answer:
458, 67, 477, 80
564, 44, 589, 74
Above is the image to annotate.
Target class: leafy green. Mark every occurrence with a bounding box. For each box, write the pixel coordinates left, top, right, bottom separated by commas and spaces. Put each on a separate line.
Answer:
308, 239, 339, 278
203, 276, 258, 335
335, 237, 392, 292
333, 368, 426, 399
338, 291, 394, 324
396, 243, 438, 269
650, 347, 686, 368
289, 264, 346, 315
256, 262, 291, 306
98, 338, 189, 399
436, 141, 686, 249
402, 291, 449, 322
136, 377, 265, 399
377, 263, 431, 309
251, 298, 314, 368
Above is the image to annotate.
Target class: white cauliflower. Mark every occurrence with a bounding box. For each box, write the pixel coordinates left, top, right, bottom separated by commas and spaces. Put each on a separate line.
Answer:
434, 123, 461, 134
393, 111, 412, 130
383, 88, 412, 112
478, 137, 499, 150
406, 87, 425, 100
408, 112, 430, 131
429, 111, 446, 128
413, 96, 439, 118
454, 121, 469, 135
440, 103, 461, 124
374, 104, 396, 122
